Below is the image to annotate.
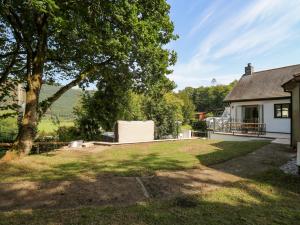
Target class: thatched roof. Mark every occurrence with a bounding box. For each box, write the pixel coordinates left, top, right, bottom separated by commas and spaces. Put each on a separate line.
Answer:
282, 73, 300, 92
224, 64, 300, 102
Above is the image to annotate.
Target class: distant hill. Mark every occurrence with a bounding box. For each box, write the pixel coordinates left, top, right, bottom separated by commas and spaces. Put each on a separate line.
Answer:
40, 84, 83, 118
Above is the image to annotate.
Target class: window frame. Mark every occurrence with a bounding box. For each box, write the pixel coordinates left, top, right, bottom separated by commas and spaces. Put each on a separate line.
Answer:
274, 103, 291, 118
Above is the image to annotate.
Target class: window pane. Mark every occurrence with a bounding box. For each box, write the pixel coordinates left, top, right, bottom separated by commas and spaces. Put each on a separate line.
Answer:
276, 109, 282, 118
282, 104, 290, 118
282, 104, 289, 110
282, 109, 289, 118
275, 104, 281, 118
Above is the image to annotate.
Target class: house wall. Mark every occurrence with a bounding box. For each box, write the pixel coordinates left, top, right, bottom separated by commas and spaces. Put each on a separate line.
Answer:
230, 99, 291, 133
291, 84, 300, 147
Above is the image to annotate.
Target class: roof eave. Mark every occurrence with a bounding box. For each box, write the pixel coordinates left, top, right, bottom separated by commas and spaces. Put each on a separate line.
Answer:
282, 73, 300, 92
224, 96, 291, 103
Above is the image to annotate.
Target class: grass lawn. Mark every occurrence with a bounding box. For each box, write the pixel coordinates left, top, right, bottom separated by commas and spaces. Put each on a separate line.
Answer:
0, 139, 269, 182
38, 119, 74, 134
0, 169, 299, 225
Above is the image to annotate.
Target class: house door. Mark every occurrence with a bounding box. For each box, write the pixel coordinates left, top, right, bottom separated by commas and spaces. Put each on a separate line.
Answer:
242, 105, 259, 123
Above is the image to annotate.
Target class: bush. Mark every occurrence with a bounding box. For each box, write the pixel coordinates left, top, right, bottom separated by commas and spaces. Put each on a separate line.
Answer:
192, 121, 207, 131
56, 126, 81, 142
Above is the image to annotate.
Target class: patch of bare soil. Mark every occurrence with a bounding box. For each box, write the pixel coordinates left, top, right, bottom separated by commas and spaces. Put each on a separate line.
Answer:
0, 176, 146, 211
59, 145, 111, 153
142, 166, 241, 199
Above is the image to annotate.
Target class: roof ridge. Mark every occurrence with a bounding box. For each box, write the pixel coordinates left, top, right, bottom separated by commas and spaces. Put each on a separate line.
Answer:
253, 64, 300, 74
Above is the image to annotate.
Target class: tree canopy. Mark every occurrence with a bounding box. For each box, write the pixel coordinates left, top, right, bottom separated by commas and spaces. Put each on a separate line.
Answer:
178, 81, 237, 115
0, 0, 177, 154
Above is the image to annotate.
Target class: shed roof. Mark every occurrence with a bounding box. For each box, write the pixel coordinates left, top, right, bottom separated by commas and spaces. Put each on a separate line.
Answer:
224, 64, 300, 102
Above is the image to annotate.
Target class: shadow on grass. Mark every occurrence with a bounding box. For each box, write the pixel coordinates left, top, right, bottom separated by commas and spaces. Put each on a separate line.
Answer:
0, 150, 6, 160
197, 140, 272, 166
0, 169, 299, 225
0, 140, 298, 225
0, 152, 193, 182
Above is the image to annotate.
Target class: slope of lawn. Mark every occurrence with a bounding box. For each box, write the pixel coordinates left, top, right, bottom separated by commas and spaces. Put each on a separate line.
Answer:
0, 169, 299, 225
0, 139, 269, 182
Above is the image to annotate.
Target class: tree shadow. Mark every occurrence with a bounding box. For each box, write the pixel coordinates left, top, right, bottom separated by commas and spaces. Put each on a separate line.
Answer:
0, 150, 6, 159
196, 140, 272, 166
0, 168, 299, 225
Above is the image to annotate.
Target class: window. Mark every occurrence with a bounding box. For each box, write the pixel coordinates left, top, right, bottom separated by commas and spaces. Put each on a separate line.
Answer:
274, 104, 290, 118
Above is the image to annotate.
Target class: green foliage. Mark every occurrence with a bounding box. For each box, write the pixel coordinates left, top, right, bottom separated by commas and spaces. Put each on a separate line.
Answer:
191, 121, 207, 131
74, 89, 144, 133
75, 88, 185, 139
176, 91, 196, 124
74, 72, 184, 139
56, 126, 80, 142
0, 115, 18, 142
143, 92, 184, 138
73, 98, 102, 140
1, 0, 177, 152
180, 124, 192, 131
180, 80, 237, 115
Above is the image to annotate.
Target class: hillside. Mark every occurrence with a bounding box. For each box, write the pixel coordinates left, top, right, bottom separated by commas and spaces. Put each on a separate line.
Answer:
40, 85, 83, 118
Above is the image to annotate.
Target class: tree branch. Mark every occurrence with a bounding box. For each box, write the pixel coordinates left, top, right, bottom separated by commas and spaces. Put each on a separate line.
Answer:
4, 7, 33, 56
0, 43, 20, 84
0, 50, 25, 59
38, 66, 96, 117
38, 56, 113, 118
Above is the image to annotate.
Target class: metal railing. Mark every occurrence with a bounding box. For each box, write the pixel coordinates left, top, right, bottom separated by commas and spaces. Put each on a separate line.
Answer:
207, 118, 266, 136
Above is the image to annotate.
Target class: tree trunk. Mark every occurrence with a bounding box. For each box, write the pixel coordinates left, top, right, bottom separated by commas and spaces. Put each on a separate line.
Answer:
13, 72, 42, 155
2, 13, 48, 157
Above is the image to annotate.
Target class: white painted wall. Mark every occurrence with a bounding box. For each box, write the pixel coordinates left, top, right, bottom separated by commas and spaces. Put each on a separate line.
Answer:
115, 120, 155, 143
230, 99, 291, 133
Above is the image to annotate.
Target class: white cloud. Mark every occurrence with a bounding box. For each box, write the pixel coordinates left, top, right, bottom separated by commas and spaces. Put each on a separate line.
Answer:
172, 0, 300, 89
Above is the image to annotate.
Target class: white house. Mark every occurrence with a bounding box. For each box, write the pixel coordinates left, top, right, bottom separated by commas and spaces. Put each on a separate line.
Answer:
224, 64, 300, 134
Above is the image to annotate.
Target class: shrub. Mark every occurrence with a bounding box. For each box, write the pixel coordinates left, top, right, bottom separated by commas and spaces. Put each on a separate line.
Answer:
192, 121, 207, 131
56, 126, 81, 142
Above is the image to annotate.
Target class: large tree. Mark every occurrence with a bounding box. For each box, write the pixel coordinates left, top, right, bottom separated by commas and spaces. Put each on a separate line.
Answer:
0, 0, 177, 154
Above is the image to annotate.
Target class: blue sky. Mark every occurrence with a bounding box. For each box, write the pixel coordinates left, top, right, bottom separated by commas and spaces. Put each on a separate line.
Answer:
167, 0, 300, 90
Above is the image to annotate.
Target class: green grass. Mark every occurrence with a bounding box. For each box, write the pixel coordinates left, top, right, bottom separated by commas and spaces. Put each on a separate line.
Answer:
0, 169, 299, 225
0, 116, 18, 134
0, 116, 74, 137
38, 119, 74, 134
196, 141, 270, 165
0, 139, 269, 182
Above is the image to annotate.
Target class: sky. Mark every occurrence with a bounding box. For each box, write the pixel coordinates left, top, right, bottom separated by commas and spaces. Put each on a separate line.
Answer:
167, 0, 300, 90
